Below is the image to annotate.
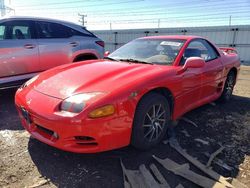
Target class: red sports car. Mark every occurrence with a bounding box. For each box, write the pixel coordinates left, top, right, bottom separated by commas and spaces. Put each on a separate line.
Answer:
15, 35, 240, 153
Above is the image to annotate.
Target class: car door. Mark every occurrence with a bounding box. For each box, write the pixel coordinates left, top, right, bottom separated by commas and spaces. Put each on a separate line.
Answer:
194, 39, 223, 100
176, 43, 204, 114
177, 65, 203, 114
179, 39, 223, 107
35, 21, 77, 70
0, 20, 39, 78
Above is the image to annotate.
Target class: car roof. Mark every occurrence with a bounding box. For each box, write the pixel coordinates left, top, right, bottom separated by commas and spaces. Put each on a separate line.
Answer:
0, 16, 90, 34
1, 16, 77, 26
140, 35, 204, 40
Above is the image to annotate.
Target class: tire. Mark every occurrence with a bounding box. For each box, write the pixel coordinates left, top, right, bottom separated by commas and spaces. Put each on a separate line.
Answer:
131, 92, 170, 150
219, 71, 236, 102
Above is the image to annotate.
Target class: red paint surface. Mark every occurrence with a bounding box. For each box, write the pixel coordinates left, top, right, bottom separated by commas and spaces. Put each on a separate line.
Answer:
15, 36, 240, 153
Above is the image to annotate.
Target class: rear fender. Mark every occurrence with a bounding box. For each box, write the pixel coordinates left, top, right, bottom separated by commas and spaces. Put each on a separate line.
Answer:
71, 49, 101, 62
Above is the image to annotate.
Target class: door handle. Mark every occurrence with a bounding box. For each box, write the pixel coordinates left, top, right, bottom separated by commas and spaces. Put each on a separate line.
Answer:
24, 44, 36, 49
69, 41, 79, 47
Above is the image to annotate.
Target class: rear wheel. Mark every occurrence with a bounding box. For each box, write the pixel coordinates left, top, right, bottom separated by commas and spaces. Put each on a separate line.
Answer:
219, 71, 236, 102
131, 93, 170, 150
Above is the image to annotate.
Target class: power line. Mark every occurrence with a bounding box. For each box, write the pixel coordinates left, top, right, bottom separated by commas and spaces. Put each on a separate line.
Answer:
14, 0, 108, 7
37, 8, 250, 24
9, 0, 250, 29
13, 0, 209, 8
32, 8, 250, 26
86, 16, 250, 25
86, 7, 250, 19
38, 5, 250, 18
86, 15, 250, 26
15, 0, 144, 10
85, 1, 249, 15
85, 10, 250, 24
16, 0, 248, 12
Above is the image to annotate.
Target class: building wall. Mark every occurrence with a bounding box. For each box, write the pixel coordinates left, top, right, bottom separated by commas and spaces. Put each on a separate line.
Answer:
93, 25, 250, 65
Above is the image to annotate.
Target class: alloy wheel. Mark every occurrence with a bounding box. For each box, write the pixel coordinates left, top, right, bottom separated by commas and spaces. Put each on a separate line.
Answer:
143, 104, 166, 142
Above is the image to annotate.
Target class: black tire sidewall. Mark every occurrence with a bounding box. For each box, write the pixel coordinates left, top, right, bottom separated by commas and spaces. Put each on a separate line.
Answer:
220, 71, 236, 102
131, 92, 170, 150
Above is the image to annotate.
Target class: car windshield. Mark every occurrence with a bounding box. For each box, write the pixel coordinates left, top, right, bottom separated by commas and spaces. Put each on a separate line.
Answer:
109, 38, 185, 65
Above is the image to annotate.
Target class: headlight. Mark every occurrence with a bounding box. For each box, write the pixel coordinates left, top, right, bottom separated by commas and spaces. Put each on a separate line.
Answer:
60, 92, 102, 113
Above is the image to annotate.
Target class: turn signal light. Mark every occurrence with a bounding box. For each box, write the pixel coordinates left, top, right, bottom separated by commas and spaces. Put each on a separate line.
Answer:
88, 105, 115, 118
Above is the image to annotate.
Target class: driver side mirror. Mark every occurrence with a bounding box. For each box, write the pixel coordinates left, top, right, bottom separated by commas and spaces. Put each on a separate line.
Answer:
104, 51, 110, 57
177, 57, 205, 74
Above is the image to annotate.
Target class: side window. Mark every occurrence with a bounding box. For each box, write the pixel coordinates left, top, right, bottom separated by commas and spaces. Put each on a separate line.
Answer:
0, 21, 33, 40
37, 22, 72, 39
12, 25, 31, 39
0, 25, 6, 40
201, 40, 219, 60
180, 40, 218, 65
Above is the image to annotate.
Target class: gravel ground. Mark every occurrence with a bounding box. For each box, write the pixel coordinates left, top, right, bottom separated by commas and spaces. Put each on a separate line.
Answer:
0, 66, 249, 188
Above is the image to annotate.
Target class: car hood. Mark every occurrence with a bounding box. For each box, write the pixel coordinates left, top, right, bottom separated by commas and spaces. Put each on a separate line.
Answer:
33, 60, 173, 99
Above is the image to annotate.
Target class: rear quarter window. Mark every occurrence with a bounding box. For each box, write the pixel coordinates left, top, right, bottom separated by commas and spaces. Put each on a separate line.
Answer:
71, 27, 95, 37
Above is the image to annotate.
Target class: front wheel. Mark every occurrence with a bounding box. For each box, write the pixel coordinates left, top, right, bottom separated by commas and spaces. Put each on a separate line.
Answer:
219, 71, 236, 102
131, 93, 170, 150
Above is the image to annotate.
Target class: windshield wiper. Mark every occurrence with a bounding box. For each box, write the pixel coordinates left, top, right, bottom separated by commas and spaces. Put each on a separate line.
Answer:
118, 58, 153, 65
103, 57, 118, 61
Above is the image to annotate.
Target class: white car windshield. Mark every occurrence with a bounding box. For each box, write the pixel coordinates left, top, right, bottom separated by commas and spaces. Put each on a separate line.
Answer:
109, 38, 185, 65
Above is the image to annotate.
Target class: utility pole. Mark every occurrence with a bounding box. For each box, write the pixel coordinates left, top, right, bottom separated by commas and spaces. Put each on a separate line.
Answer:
0, 0, 15, 17
109, 22, 112, 30
229, 15, 232, 26
158, 19, 160, 28
78, 13, 87, 27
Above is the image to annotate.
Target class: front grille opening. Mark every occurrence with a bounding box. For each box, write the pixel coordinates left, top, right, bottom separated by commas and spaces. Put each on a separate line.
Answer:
37, 125, 54, 136
36, 125, 59, 141
74, 136, 98, 146
36, 124, 56, 137
75, 136, 95, 141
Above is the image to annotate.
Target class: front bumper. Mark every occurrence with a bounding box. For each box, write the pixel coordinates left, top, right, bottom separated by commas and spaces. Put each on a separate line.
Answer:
15, 88, 132, 153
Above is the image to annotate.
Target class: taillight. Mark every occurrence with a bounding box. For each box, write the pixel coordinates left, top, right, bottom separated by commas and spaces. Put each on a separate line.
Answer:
95, 41, 105, 48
